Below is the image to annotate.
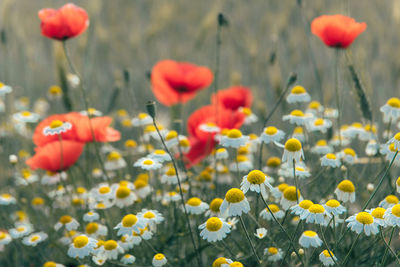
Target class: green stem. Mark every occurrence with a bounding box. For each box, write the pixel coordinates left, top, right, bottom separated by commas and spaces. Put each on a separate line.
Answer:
239, 216, 262, 267
380, 227, 395, 267
319, 225, 339, 267
341, 233, 361, 266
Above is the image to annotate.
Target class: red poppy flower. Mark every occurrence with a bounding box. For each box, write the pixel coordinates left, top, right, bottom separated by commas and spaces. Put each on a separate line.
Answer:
184, 137, 215, 168
151, 60, 213, 106
26, 140, 84, 172
38, 3, 89, 41
311, 14, 367, 49
212, 86, 253, 111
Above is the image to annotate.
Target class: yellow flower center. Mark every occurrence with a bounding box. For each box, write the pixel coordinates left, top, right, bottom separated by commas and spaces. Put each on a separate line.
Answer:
308, 204, 325, 214
291, 85, 306, 94
371, 208, 385, 219
213, 257, 228, 267
356, 212, 373, 224
86, 223, 99, 234
284, 138, 302, 152
179, 139, 190, 147
246, 170, 266, 184
154, 150, 166, 155
308, 101, 321, 109
59, 215, 72, 224
116, 186, 131, 199
44, 261, 57, 267
73, 235, 89, 248
267, 157, 281, 167
236, 155, 248, 162
303, 230, 317, 237
278, 183, 288, 192
230, 262, 244, 267
294, 127, 303, 134
268, 247, 278, 255
264, 126, 278, 136
389, 143, 397, 152
397, 176, 400, 186
299, 200, 313, 209
50, 120, 63, 129
316, 140, 327, 146
0, 232, 6, 240
143, 159, 154, 165
227, 129, 242, 139
187, 197, 202, 206
395, 132, 400, 141
392, 204, 400, 217
16, 226, 25, 232
326, 153, 337, 160
122, 214, 138, 227
165, 130, 178, 141
290, 110, 305, 117
337, 180, 355, 193
166, 168, 176, 176
225, 188, 245, 203
386, 195, 399, 204
32, 197, 44, 206
104, 240, 118, 250
241, 107, 252, 116
343, 148, 356, 157
283, 186, 300, 201
143, 211, 155, 219
325, 199, 340, 208
107, 151, 121, 161
134, 179, 147, 189
154, 253, 165, 260
322, 250, 334, 258
49, 85, 62, 95
99, 186, 110, 194
267, 204, 280, 213
314, 118, 324, 126
210, 198, 223, 212
205, 217, 223, 231
125, 140, 137, 148
30, 235, 40, 242
21, 111, 31, 117
387, 97, 400, 108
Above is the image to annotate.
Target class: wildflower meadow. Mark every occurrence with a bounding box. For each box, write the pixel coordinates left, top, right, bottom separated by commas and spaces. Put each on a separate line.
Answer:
1, 1, 400, 266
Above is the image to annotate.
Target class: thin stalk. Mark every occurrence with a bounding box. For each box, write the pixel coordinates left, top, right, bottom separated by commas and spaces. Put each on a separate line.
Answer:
334, 48, 342, 149
238, 216, 262, 267
293, 159, 299, 204
380, 227, 395, 267
319, 225, 339, 267
151, 118, 203, 267
341, 233, 361, 266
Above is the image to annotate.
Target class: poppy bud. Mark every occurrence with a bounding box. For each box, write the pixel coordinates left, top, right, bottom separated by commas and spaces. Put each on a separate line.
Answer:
146, 101, 157, 119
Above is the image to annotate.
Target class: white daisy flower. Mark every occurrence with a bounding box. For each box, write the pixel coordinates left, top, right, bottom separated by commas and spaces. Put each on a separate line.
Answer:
334, 180, 356, 203
215, 148, 229, 160
22, 232, 48, 246
132, 113, 152, 126
320, 153, 341, 168
105, 151, 127, 171
282, 138, 304, 166
308, 118, 332, 133
254, 228, 267, 239
319, 250, 338, 266
114, 214, 146, 236
9, 223, 33, 239
198, 217, 231, 242
42, 261, 65, 267
54, 215, 80, 231
368, 207, 386, 227
0, 82, 12, 96
102, 240, 124, 260
338, 148, 357, 165
0, 193, 16, 205
91, 184, 114, 202
230, 155, 253, 172
13, 111, 40, 123
303, 204, 331, 225
67, 235, 97, 259
240, 170, 273, 198
380, 97, 400, 123
41, 171, 67, 185
291, 200, 313, 218
346, 211, 379, 236
185, 197, 209, 215
264, 247, 283, 262
220, 188, 250, 217
360, 124, 377, 141
379, 195, 399, 209
112, 185, 137, 208
365, 139, 379, 156
121, 254, 136, 264
310, 140, 333, 155
387, 132, 400, 151
220, 129, 249, 148
240, 107, 258, 125
286, 85, 311, 103
384, 204, 400, 227
43, 120, 72, 136
292, 127, 305, 142
324, 199, 346, 216
150, 150, 171, 163
137, 209, 164, 226
152, 253, 168, 267
260, 204, 285, 221
162, 191, 181, 204
134, 157, 162, 171
396, 177, 400, 193
280, 186, 302, 210
259, 126, 285, 144
306, 101, 324, 115
283, 109, 313, 126
85, 222, 108, 238
299, 230, 322, 248
83, 211, 100, 222
0, 232, 12, 245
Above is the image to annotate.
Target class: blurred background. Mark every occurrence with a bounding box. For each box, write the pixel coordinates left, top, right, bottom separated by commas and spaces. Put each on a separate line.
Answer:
0, 0, 399, 129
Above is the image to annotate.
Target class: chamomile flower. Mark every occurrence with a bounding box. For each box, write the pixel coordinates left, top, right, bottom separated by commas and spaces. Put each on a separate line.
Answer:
346, 211, 378, 235
292, 127, 305, 142
320, 153, 341, 168
0, 193, 16, 205
102, 240, 124, 260
150, 150, 171, 162
260, 204, 285, 221
9, 223, 33, 238
388, 132, 400, 151
264, 247, 283, 262
291, 200, 313, 218
0, 82, 12, 96
41, 171, 67, 185
286, 85, 311, 103
311, 140, 333, 155
380, 143, 400, 164
380, 97, 400, 123
134, 179, 152, 199
240, 170, 273, 197
384, 204, 400, 227
254, 228, 267, 239
13, 111, 40, 123
105, 151, 127, 171
396, 177, 400, 193
91, 184, 113, 202
164, 130, 179, 148
121, 254, 136, 264
299, 231, 322, 248
365, 139, 379, 156
308, 118, 332, 133
335, 180, 356, 203
324, 199, 346, 216
240, 107, 258, 124
368, 207, 386, 227
43, 120, 72, 136
213, 257, 230, 267
137, 209, 164, 226
272, 183, 289, 199
220, 129, 249, 148
22, 232, 48, 246
199, 122, 220, 134
360, 124, 377, 141
220, 188, 250, 216
215, 148, 229, 160
232, 155, 253, 172
280, 186, 302, 210
282, 138, 304, 166
134, 157, 162, 171
162, 191, 181, 204
259, 126, 285, 144
185, 197, 209, 215
198, 217, 231, 242
304, 204, 331, 225
16, 169, 39, 186
0, 232, 12, 245
54, 215, 80, 231
132, 113, 152, 126
113, 185, 137, 208
152, 253, 168, 267
338, 148, 357, 164
85, 222, 108, 238
114, 214, 146, 235
283, 109, 313, 126
67, 235, 97, 259
306, 101, 324, 115
379, 195, 399, 209
83, 211, 100, 222
221, 259, 244, 267
319, 250, 338, 266
43, 261, 65, 267
290, 166, 311, 179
